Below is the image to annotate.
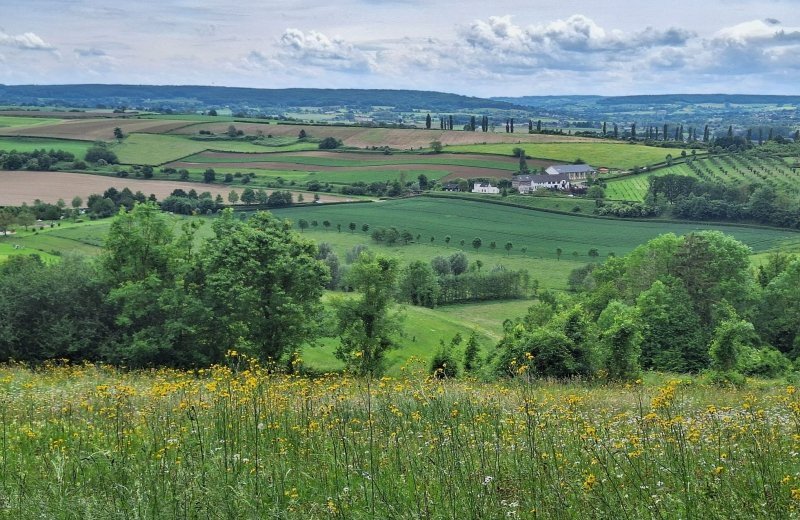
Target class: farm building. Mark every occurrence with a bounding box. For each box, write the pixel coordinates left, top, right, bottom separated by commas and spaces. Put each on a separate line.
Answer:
512, 174, 572, 193
472, 183, 500, 194
544, 164, 597, 180
442, 183, 461, 192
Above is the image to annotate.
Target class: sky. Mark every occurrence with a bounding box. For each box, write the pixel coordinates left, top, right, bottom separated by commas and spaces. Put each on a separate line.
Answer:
1, 0, 800, 97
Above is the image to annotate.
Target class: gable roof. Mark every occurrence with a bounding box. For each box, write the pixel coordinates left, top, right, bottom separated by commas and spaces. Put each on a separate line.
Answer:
516, 173, 571, 183
548, 164, 595, 174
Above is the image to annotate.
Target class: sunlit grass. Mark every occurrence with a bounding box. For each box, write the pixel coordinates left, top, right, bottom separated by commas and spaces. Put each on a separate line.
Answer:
1, 359, 798, 518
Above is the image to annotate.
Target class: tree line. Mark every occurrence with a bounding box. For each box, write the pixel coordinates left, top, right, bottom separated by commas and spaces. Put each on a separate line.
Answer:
494, 231, 798, 384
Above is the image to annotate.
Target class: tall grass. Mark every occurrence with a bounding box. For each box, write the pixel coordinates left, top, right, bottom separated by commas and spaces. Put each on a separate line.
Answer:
1, 357, 798, 518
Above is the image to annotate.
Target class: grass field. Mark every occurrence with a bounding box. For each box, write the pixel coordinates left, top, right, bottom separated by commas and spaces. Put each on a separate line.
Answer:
2, 362, 797, 518
300, 300, 533, 374
112, 134, 319, 165
270, 197, 800, 261
179, 151, 520, 170
447, 142, 681, 170
0, 116, 63, 128
170, 122, 596, 149
0, 136, 91, 157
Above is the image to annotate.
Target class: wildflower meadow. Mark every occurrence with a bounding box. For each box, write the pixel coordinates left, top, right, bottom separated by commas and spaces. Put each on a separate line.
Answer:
1, 355, 799, 518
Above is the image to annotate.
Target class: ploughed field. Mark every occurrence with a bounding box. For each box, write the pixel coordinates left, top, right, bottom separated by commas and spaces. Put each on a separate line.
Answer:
0, 170, 349, 206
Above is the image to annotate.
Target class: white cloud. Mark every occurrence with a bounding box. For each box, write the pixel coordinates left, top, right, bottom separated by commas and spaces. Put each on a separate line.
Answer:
276, 28, 375, 72
0, 30, 54, 50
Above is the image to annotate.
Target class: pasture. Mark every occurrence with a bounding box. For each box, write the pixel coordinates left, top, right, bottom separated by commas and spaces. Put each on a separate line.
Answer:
0, 137, 91, 158
1, 362, 797, 518
270, 197, 800, 261
169, 121, 596, 149
0, 115, 63, 128
447, 142, 679, 170
112, 134, 318, 165
167, 150, 529, 185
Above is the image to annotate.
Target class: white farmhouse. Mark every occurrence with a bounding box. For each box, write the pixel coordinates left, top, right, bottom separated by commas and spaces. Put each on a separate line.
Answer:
472, 183, 500, 194
512, 174, 571, 193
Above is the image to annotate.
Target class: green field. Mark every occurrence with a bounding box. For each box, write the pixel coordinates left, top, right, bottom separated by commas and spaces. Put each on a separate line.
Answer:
605, 154, 800, 201
301, 300, 533, 375
181, 151, 518, 170
112, 134, 318, 165
0, 136, 91, 157
0, 116, 63, 128
271, 197, 800, 260
446, 142, 682, 169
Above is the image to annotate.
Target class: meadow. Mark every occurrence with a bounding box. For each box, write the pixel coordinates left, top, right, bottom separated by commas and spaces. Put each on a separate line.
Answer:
1, 361, 798, 518
446, 142, 681, 170
270, 197, 800, 260
0, 115, 63, 128
0, 137, 91, 158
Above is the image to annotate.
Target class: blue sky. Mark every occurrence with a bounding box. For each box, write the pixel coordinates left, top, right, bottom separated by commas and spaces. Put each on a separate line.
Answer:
1, 0, 799, 96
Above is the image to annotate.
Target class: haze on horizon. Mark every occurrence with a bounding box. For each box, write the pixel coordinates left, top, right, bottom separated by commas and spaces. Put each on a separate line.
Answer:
1, 0, 799, 98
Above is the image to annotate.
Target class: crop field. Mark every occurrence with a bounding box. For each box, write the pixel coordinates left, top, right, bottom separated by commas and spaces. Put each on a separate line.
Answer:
604, 174, 657, 201
178, 151, 522, 170
2, 362, 798, 518
270, 197, 800, 260
605, 154, 800, 201
165, 150, 535, 185
112, 134, 319, 165
0, 117, 196, 141
447, 142, 680, 170
0, 116, 63, 128
170, 121, 596, 149
0, 170, 349, 206
0, 137, 91, 157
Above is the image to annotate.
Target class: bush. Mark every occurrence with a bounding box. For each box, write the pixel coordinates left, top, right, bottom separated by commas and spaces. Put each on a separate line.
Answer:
319, 137, 343, 150
430, 345, 459, 379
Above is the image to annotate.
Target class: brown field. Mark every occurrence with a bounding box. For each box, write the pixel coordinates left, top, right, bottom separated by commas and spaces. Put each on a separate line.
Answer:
169, 122, 595, 149
0, 171, 350, 205
0, 118, 195, 141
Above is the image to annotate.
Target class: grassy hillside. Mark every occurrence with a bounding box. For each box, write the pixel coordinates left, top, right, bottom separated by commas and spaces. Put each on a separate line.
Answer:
270, 197, 800, 259
447, 142, 681, 169
0, 136, 90, 157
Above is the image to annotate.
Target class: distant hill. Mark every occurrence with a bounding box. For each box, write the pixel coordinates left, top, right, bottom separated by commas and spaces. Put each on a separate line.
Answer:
491, 96, 604, 107
496, 94, 800, 106
0, 84, 523, 112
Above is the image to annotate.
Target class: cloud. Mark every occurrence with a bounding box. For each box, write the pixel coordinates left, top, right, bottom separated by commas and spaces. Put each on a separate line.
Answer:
276, 28, 375, 72
0, 30, 54, 50
75, 48, 107, 58
694, 19, 800, 74
445, 15, 694, 74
